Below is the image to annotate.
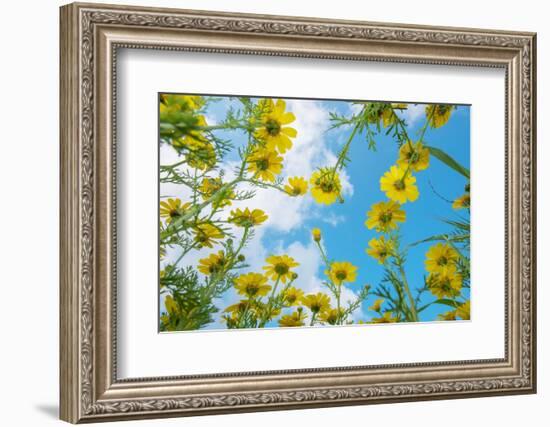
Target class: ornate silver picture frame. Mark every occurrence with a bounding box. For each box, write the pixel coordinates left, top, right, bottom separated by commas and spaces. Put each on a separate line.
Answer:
60, 2, 536, 423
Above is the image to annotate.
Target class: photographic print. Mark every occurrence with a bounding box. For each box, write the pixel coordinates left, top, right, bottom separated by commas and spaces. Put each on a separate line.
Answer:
159, 94, 471, 331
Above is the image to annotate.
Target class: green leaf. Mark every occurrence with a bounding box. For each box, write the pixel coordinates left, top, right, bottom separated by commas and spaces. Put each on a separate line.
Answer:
426, 145, 470, 179
432, 298, 459, 308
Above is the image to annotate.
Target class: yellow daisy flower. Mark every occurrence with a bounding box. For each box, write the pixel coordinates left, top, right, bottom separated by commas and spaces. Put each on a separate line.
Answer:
254, 98, 297, 154
452, 193, 470, 210
366, 236, 394, 264
283, 286, 304, 306
425, 243, 459, 273
380, 165, 419, 204
164, 295, 179, 316
278, 310, 307, 327
318, 307, 344, 325
263, 255, 299, 283
371, 311, 398, 323
197, 251, 226, 276
284, 176, 308, 196
192, 223, 224, 248
369, 298, 385, 312
456, 300, 470, 320
234, 273, 271, 298
228, 208, 268, 227
301, 293, 331, 314
427, 265, 463, 298
326, 261, 358, 285
397, 141, 430, 172
246, 147, 284, 182
199, 177, 234, 207
310, 168, 342, 205
160, 94, 204, 111
311, 228, 322, 242
438, 310, 457, 321
425, 104, 454, 128
365, 200, 406, 232
223, 300, 250, 314
381, 103, 407, 127
159, 198, 191, 223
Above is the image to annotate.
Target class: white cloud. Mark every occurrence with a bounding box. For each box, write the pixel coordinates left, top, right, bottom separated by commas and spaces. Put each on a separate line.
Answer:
398, 103, 425, 127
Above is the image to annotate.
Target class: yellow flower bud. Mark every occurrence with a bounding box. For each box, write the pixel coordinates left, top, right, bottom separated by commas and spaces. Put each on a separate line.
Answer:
312, 228, 322, 242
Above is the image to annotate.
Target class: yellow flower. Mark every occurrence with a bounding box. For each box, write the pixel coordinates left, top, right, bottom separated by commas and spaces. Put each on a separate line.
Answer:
223, 300, 250, 314
381, 103, 407, 127
369, 298, 385, 312
318, 307, 344, 325
164, 295, 179, 315
199, 177, 234, 208
198, 251, 226, 276
310, 168, 342, 205
365, 200, 406, 232
301, 293, 331, 314
397, 141, 430, 172
254, 98, 297, 154
263, 255, 299, 283
326, 261, 358, 285
283, 286, 304, 306
284, 176, 308, 196
380, 165, 419, 204
452, 193, 470, 210
311, 228, 322, 242
425, 104, 454, 128
159, 198, 191, 223
371, 311, 398, 323
192, 223, 224, 248
278, 310, 307, 327
425, 243, 459, 273
366, 236, 394, 264
160, 94, 204, 111
228, 208, 268, 227
456, 300, 470, 320
234, 273, 271, 298
427, 266, 463, 298
247, 147, 283, 182
438, 310, 457, 321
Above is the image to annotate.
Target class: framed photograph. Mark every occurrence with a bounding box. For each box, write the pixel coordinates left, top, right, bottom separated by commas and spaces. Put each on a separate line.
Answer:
60, 2, 537, 423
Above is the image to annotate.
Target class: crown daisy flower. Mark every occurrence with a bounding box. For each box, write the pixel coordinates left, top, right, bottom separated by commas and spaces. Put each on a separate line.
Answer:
380, 165, 419, 204
284, 176, 308, 196
366, 236, 394, 264
254, 98, 297, 154
397, 141, 430, 172
326, 261, 358, 285
234, 273, 271, 298
425, 243, 459, 273
263, 255, 299, 283
365, 200, 406, 232
425, 104, 454, 128
310, 168, 342, 205
246, 147, 284, 182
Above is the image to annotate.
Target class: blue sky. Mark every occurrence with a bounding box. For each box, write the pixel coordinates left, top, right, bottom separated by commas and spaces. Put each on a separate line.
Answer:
160, 96, 470, 328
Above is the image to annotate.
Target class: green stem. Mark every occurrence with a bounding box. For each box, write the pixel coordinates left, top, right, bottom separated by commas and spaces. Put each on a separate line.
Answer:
398, 265, 419, 322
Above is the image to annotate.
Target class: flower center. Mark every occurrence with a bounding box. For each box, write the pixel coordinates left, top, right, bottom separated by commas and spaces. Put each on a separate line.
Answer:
274, 263, 289, 275
292, 187, 302, 195
320, 182, 334, 193
335, 271, 347, 281
408, 151, 419, 163
286, 294, 297, 304
265, 119, 281, 136
256, 159, 269, 171
393, 180, 405, 191
169, 209, 181, 218
379, 212, 393, 224
437, 256, 448, 266
379, 250, 388, 258
310, 303, 321, 312
246, 285, 259, 296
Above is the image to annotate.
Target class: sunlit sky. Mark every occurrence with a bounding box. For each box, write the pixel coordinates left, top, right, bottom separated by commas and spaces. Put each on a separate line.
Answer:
160, 95, 470, 328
